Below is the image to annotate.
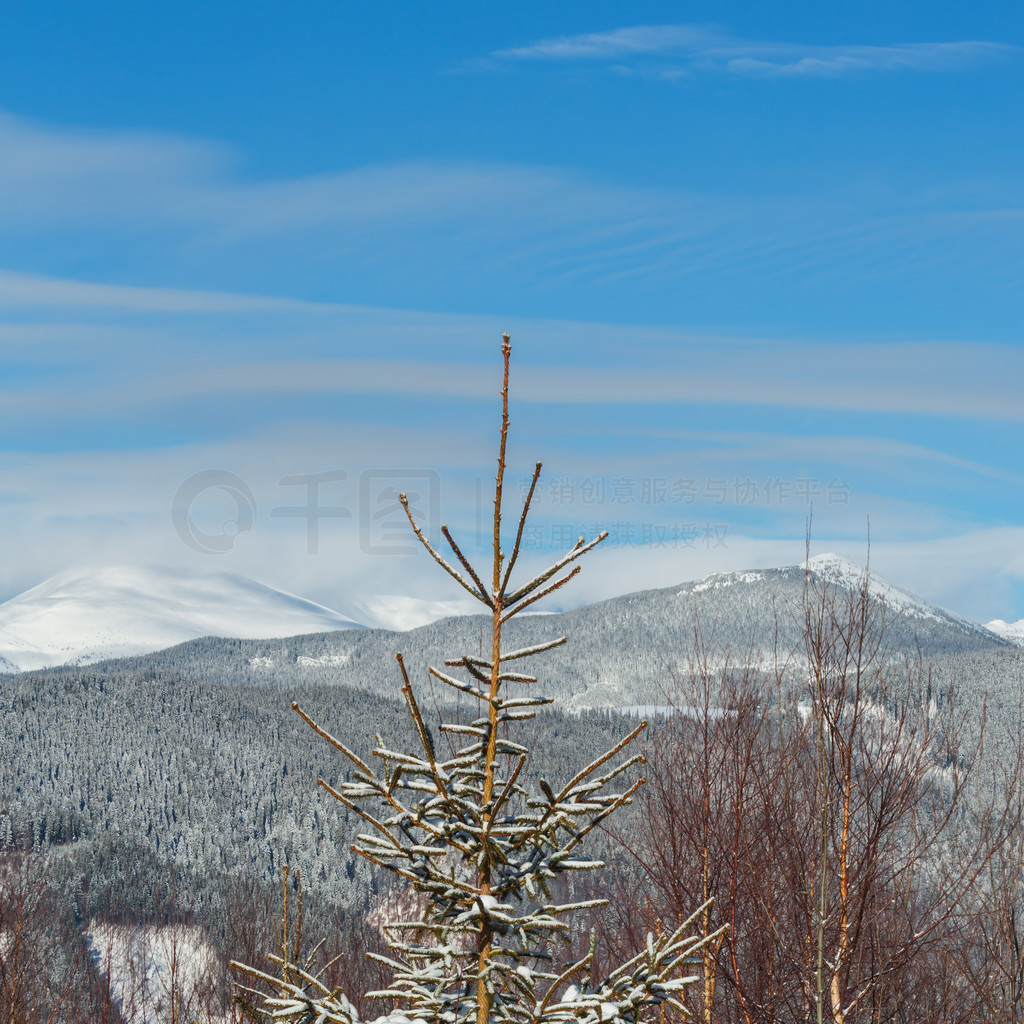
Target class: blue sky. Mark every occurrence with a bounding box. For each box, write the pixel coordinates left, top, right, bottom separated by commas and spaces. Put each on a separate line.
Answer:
0, 2, 1022, 624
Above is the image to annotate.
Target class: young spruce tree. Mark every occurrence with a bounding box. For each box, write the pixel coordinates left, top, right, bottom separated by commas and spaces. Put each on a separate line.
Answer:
232, 335, 722, 1024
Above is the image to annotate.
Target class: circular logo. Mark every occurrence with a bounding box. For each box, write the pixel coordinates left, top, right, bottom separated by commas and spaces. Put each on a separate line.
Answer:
171, 470, 257, 554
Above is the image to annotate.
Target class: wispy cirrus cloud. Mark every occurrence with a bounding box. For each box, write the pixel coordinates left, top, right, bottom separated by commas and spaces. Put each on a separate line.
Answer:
0, 110, 1021, 325
489, 24, 1015, 79
0, 269, 325, 314
493, 25, 727, 62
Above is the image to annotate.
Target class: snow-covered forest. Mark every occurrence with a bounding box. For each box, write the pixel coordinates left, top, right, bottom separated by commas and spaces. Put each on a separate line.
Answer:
6, 595, 1024, 1021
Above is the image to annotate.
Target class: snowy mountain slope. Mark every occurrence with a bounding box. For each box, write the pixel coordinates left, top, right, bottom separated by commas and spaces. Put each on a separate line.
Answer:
684, 551, 997, 637
805, 552, 977, 625
0, 565, 363, 673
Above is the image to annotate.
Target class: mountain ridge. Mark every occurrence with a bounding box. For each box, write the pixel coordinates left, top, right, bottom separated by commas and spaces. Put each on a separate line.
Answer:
5, 555, 1011, 708
0, 555, 1015, 677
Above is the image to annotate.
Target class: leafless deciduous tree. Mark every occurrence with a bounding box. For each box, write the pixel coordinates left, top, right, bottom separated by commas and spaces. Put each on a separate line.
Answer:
615, 554, 987, 1024
0, 848, 128, 1023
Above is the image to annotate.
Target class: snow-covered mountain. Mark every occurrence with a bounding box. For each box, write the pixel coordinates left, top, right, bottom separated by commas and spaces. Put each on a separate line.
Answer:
676, 551, 998, 641
755, 552, 990, 629
807, 553, 1024, 647
985, 617, 1024, 646
803, 552, 955, 620
31, 552, 1000, 711
0, 565, 363, 673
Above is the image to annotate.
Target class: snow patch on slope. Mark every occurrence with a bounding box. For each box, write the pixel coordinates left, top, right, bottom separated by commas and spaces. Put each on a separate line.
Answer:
87, 920, 228, 1024
297, 650, 352, 668
0, 565, 363, 673
691, 570, 765, 593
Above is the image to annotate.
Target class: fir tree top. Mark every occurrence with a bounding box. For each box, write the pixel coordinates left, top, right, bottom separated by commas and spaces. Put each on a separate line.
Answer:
231, 335, 722, 1024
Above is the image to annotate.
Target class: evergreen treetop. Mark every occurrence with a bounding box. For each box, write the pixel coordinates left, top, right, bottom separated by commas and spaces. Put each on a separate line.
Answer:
231, 335, 721, 1024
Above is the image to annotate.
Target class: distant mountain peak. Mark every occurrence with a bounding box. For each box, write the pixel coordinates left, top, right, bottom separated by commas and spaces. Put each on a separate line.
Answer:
0, 564, 363, 673
686, 553, 979, 631
803, 553, 961, 625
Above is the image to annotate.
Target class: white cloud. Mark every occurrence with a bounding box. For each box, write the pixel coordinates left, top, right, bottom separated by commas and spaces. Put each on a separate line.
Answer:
0, 110, 656, 238
4, 337, 1022, 423
493, 25, 726, 61
0, 111, 225, 225
0, 330, 1019, 624
489, 25, 1015, 79
724, 42, 1007, 77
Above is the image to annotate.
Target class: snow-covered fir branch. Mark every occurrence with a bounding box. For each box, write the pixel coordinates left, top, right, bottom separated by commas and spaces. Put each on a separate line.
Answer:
226, 337, 718, 1024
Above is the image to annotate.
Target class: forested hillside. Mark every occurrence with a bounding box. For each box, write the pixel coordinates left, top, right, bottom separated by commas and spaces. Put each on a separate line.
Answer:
0, 666, 637, 919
